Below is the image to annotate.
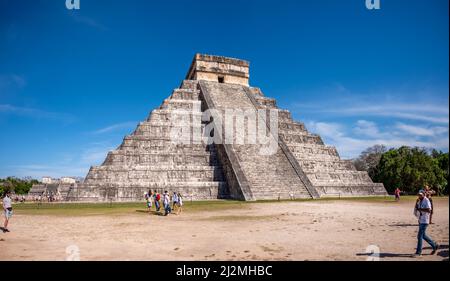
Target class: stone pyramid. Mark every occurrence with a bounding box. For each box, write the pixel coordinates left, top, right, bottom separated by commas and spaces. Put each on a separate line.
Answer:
68, 54, 387, 201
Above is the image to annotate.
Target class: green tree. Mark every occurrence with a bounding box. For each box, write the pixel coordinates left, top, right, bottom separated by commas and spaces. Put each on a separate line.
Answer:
0, 177, 39, 195
431, 150, 449, 193
373, 146, 447, 194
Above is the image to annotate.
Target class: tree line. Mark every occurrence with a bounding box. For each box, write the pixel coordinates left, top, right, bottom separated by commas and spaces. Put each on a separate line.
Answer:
0, 177, 39, 195
353, 145, 449, 195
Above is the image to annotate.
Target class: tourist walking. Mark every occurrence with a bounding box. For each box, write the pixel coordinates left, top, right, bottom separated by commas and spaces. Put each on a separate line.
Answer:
145, 191, 153, 213
163, 190, 171, 216
2, 191, 13, 233
176, 193, 183, 215
413, 190, 438, 256
172, 192, 179, 210
154, 190, 161, 212
394, 188, 401, 201
425, 185, 436, 224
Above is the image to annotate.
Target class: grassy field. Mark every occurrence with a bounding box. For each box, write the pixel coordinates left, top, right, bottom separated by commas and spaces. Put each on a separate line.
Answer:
10, 195, 443, 216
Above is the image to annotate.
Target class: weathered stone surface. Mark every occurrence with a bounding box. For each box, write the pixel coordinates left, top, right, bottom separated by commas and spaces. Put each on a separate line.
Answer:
59, 53, 386, 202
250, 86, 387, 197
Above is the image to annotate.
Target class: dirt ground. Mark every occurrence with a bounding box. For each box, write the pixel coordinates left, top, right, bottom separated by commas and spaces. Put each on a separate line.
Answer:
0, 198, 448, 261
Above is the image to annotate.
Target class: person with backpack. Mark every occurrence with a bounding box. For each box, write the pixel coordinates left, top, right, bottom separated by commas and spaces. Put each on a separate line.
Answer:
2, 191, 13, 233
163, 191, 171, 216
154, 190, 161, 212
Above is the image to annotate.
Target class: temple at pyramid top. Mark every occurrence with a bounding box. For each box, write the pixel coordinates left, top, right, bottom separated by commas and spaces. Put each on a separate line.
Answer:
185, 54, 250, 86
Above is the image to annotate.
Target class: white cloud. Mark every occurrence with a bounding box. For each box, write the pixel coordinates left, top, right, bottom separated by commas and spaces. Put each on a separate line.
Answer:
4, 164, 88, 179
306, 121, 344, 138
0, 104, 76, 123
290, 85, 449, 125
295, 102, 449, 124
287, 84, 449, 158
71, 14, 108, 31
2, 142, 117, 178
0, 74, 26, 90
91, 121, 137, 134
395, 123, 431, 137
305, 120, 449, 159
81, 144, 115, 164
353, 120, 385, 138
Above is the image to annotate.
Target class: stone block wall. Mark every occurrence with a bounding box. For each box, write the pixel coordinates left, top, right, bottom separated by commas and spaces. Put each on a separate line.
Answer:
65, 54, 387, 202
68, 80, 228, 202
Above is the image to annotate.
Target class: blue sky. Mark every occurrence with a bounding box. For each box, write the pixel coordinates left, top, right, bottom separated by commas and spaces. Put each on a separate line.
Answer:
0, 0, 448, 178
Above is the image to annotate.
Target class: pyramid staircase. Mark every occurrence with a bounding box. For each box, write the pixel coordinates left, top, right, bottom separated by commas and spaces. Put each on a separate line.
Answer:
66, 54, 386, 201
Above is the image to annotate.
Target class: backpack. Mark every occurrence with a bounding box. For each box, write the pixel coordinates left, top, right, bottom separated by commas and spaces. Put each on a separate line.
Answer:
156, 194, 161, 201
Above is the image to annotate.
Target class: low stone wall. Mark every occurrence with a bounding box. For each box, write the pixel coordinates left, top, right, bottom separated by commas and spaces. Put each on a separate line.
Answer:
315, 183, 388, 197
68, 183, 225, 202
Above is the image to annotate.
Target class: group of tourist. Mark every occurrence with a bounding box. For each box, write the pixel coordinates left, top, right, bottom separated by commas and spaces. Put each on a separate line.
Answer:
33, 194, 62, 203
144, 190, 183, 216
12, 195, 27, 203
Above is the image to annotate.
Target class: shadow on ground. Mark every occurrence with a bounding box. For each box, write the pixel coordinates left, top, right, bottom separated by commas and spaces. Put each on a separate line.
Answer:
135, 210, 167, 216
388, 223, 418, 227
356, 252, 414, 258
356, 244, 449, 260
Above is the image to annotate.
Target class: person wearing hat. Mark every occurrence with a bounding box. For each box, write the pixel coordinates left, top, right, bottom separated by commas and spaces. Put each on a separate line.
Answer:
413, 190, 438, 256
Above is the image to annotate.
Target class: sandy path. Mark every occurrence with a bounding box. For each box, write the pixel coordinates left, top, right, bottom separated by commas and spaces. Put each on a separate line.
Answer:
0, 199, 448, 261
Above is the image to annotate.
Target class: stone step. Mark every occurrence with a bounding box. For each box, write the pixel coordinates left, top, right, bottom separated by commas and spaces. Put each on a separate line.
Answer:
123, 135, 208, 142
281, 134, 324, 145
133, 125, 203, 136
121, 138, 209, 147
180, 80, 199, 91
255, 96, 277, 108
161, 99, 202, 111
199, 80, 315, 200
148, 109, 203, 122
300, 160, 357, 172
137, 120, 203, 127
103, 152, 219, 166
86, 172, 225, 183
293, 153, 340, 162
170, 88, 200, 100
90, 165, 223, 171
80, 181, 227, 189
118, 147, 217, 155
310, 174, 372, 182
277, 110, 292, 121
106, 150, 216, 156
278, 120, 306, 132
279, 130, 313, 137
315, 184, 388, 196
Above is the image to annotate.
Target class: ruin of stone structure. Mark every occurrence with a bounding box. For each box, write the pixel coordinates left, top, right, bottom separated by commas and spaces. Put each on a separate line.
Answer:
52, 54, 387, 202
